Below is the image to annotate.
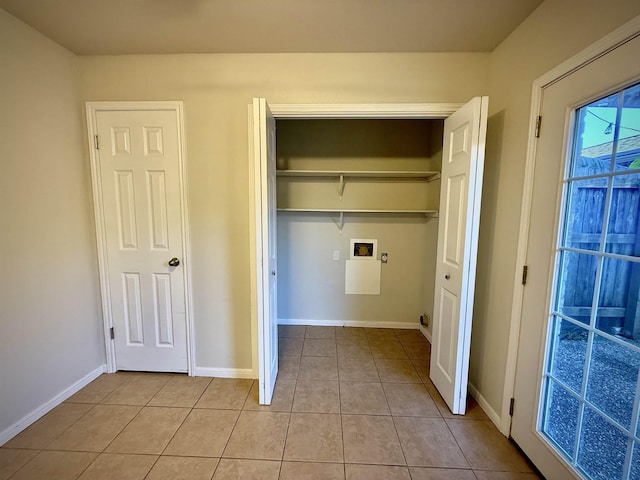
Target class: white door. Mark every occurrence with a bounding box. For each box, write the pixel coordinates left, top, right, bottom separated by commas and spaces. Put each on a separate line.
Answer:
512, 35, 640, 479
253, 98, 278, 404
93, 107, 189, 373
430, 96, 488, 414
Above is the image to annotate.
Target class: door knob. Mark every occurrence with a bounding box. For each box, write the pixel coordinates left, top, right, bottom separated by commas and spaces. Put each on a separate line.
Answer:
271, 270, 276, 276
168, 258, 180, 267
445, 273, 450, 280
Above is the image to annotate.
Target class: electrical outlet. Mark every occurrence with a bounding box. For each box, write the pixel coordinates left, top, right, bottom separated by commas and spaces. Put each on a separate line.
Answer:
333, 250, 340, 261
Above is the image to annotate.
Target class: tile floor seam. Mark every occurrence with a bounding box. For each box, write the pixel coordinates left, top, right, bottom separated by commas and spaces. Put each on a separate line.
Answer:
240, 379, 253, 410
332, 334, 349, 478
216, 407, 248, 463
442, 412, 475, 471
280, 402, 294, 463
386, 393, 410, 469
95, 405, 144, 456
149, 400, 196, 477
34, 402, 98, 452
5, 449, 43, 480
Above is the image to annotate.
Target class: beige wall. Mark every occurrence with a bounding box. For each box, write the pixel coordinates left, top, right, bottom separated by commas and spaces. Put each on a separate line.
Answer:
471, 0, 640, 417
0, 10, 104, 435
7, 0, 637, 440
276, 119, 441, 325
79, 53, 489, 370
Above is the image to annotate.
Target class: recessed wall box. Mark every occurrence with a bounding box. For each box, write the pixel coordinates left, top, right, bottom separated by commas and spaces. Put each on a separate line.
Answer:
350, 239, 377, 260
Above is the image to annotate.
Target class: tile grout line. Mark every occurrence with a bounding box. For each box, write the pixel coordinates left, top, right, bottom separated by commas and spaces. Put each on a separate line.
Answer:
61, 375, 157, 479
89, 375, 174, 479
45, 375, 162, 479
141, 376, 213, 479
336, 333, 347, 472
7, 375, 126, 454
384, 383, 410, 470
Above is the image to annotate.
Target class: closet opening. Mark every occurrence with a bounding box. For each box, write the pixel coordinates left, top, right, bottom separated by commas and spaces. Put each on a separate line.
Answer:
275, 118, 444, 333
251, 99, 488, 412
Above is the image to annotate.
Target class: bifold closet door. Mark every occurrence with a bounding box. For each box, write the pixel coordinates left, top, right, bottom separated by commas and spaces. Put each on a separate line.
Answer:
430, 96, 488, 414
253, 98, 279, 404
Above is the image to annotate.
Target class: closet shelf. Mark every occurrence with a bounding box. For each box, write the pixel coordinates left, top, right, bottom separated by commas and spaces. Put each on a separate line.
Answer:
277, 208, 438, 216
277, 208, 438, 233
276, 170, 440, 180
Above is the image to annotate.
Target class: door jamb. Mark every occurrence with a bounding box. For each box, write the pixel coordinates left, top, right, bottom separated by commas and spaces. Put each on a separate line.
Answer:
86, 101, 195, 375
248, 102, 462, 379
503, 14, 640, 435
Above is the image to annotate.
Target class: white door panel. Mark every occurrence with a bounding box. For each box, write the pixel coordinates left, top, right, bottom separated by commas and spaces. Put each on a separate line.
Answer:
430, 96, 488, 414
96, 109, 188, 372
512, 34, 640, 480
254, 98, 278, 404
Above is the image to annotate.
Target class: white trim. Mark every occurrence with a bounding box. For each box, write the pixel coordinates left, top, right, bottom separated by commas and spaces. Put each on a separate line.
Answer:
468, 382, 503, 431
269, 103, 463, 119
250, 102, 467, 378
503, 14, 640, 436
85, 101, 195, 376
194, 368, 256, 379
248, 104, 260, 379
278, 318, 419, 330
0, 365, 106, 445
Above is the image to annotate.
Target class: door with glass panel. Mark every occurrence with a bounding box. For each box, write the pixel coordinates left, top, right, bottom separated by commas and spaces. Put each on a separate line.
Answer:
512, 34, 640, 480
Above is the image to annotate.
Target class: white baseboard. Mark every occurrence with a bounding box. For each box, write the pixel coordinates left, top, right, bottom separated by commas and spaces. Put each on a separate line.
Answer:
0, 364, 106, 446
467, 382, 506, 435
278, 318, 419, 330
194, 367, 256, 379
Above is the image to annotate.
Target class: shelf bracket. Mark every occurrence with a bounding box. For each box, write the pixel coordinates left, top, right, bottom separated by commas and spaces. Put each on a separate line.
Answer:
338, 173, 345, 198
333, 211, 344, 234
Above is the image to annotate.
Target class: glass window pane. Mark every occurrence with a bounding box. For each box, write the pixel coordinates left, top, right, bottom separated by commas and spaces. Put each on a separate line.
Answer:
633, 441, 640, 479
556, 251, 599, 325
547, 317, 588, 393
596, 257, 640, 339
541, 379, 580, 460
577, 406, 628, 480
562, 178, 607, 252
586, 334, 640, 430
614, 82, 640, 172
604, 173, 640, 257
571, 92, 619, 178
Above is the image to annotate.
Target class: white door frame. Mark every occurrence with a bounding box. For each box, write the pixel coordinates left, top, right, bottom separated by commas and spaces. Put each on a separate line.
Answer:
248, 102, 463, 377
502, 14, 640, 436
86, 101, 195, 375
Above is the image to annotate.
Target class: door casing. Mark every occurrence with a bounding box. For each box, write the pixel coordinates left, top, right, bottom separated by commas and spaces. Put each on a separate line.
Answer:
86, 101, 195, 375
248, 102, 464, 391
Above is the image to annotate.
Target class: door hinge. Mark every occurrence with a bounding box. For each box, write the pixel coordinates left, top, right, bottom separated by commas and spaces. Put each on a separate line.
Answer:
522, 265, 528, 285
110, 327, 114, 340
509, 397, 515, 416
94, 135, 100, 150
534, 116, 542, 138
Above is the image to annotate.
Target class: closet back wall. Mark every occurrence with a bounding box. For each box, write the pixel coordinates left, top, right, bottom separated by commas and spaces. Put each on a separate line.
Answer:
79, 53, 489, 371
276, 119, 443, 327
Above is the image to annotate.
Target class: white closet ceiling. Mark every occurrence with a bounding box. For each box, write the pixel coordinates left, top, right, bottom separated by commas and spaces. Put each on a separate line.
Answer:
0, 0, 542, 55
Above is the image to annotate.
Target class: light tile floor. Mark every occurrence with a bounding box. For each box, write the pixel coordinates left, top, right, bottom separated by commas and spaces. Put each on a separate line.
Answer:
0, 326, 541, 479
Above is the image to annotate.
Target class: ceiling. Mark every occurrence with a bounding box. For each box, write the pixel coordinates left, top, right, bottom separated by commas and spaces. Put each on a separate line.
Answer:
0, 0, 543, 55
